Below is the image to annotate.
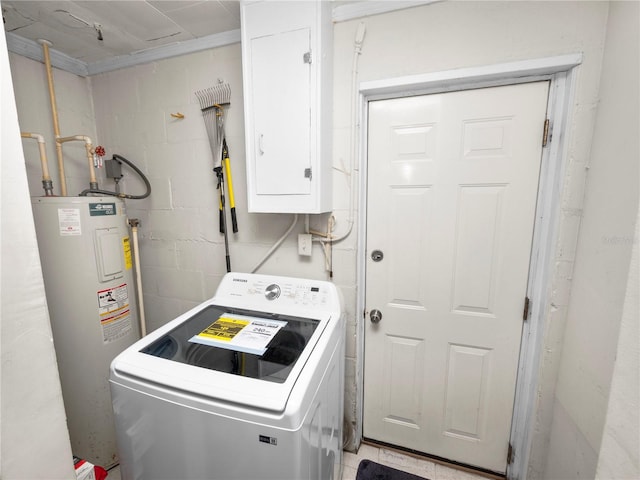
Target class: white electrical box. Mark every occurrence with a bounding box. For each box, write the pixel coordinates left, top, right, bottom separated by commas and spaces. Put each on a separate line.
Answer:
241, 0, 333, 213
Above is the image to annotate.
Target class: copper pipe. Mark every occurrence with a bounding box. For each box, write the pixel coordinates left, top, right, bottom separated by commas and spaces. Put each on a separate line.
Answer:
38, 39, 67, 196
21, 132, 54, 196
58, 135, 96, 187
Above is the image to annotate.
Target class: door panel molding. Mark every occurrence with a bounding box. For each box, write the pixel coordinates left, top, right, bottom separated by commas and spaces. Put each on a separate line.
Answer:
443, 343, 493, 440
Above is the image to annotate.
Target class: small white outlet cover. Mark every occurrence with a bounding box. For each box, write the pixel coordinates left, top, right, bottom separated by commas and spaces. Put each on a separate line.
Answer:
298, 233, 312, 256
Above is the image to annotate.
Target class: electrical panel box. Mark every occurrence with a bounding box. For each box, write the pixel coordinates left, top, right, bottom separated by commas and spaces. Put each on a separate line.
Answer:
241, 0, 333, 213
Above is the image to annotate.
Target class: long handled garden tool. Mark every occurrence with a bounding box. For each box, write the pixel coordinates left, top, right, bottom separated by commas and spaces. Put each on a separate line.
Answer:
214, 164, 231, 272
195, 83, 238, 272
214, 101, 238, 235
221, 137, 238, 233
195, 84, 239, 233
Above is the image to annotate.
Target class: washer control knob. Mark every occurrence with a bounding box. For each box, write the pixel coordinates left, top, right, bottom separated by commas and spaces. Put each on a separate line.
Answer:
265, 284, 281, 301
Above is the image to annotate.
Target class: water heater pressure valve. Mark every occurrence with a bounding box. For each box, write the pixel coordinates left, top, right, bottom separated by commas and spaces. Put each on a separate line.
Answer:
94, 145, 106, 168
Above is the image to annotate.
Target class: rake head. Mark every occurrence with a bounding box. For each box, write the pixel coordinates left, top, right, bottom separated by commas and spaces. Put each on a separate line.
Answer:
195, 82, 231, 168
195, 83, 231, 111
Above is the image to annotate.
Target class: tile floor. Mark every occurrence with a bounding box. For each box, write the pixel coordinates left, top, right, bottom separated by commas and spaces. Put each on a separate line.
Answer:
107, 443, 498, 480
342, 443, 499, 480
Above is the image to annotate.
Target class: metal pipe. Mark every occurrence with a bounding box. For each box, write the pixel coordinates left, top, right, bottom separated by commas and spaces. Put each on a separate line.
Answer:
129, 219, 146, 337
38, 39, 67, 196
21, 132, 54, 195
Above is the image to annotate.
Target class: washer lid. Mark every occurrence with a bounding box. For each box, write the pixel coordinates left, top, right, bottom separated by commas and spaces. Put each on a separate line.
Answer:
140, 304, 319, 384
111, 301, 332, 412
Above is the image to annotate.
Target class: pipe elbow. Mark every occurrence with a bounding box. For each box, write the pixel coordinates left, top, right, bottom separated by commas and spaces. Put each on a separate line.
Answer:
57, 134, 93, 145
21, 132, 46, 144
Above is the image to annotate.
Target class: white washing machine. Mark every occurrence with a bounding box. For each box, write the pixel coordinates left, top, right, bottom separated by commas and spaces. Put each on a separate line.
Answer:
109, 272, 344, 480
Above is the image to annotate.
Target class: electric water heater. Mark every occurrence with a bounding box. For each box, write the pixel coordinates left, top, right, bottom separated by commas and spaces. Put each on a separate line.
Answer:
31, 196, 140, 469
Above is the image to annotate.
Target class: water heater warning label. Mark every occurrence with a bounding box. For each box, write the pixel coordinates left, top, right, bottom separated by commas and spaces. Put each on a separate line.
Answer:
58, 208, 81, 236
97, 283, 132, 344
122, 237, 132, 269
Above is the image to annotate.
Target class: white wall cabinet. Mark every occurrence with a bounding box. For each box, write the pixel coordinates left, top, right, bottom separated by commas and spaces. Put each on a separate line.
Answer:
241, 0, 332, 213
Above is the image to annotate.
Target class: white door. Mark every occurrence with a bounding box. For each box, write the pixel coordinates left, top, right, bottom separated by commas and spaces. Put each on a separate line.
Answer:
363, 82, 549, 473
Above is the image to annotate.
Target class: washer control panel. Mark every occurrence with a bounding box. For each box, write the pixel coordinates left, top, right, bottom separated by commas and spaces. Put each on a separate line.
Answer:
250, 279, 329, 307
217, 274, 334, 308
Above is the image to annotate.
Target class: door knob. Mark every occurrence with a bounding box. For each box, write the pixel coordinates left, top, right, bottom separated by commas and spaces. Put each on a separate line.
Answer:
370, 309, 382, 324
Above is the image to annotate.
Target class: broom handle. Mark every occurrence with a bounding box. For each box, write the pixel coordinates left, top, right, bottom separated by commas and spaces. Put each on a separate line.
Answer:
222, 139, 238, 233
215, 167, 231, 272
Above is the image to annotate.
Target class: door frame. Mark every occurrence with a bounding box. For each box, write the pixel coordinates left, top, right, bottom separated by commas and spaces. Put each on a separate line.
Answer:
355, 54, 582, 480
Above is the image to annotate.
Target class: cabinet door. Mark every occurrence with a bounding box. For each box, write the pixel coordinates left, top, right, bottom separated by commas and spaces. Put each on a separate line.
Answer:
250, 28, 311, 196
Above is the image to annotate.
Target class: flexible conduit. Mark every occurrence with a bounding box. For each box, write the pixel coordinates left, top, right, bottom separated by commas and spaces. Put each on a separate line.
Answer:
251, 214, 299, 273
79, 154, 151, 199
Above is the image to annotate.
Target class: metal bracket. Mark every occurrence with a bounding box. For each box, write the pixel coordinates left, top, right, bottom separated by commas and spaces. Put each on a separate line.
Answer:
523, 297, 531, 321
542, 118, 551, 146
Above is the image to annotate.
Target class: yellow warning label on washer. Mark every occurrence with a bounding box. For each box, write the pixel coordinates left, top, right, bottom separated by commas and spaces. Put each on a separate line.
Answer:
199, 317, 250, 342
122, 236, 132, 269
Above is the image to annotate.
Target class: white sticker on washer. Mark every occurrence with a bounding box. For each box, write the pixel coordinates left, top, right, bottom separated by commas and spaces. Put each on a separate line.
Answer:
189, 313, 287, 356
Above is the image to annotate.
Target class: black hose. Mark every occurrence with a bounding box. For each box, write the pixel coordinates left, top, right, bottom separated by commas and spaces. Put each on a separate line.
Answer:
79, 154, 151, 199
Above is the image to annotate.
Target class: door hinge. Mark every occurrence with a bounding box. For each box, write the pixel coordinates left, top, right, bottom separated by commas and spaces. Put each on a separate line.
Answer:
523, 296, 531, 321
542, 118, 550, 147
303, 51, 312, 64
304, 167, 312, 180
507, 442, 514, 464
